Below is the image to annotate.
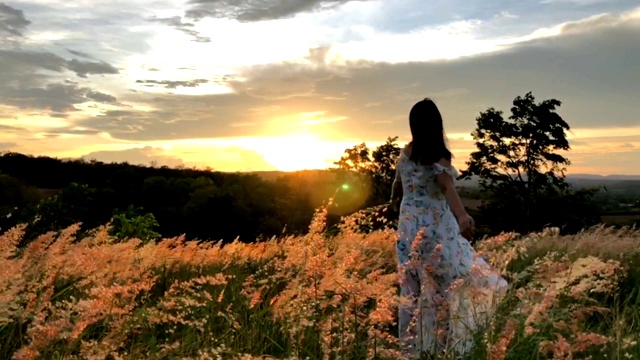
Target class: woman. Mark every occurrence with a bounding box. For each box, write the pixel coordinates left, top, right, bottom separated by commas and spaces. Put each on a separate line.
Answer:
390, 98, 508, 358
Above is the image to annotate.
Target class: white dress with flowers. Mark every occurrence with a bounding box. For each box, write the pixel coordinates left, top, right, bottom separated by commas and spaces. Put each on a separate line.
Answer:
394, 150, 508, 357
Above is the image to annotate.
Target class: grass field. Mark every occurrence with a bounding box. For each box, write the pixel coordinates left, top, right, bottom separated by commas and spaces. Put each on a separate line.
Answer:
600, 214, 640, 227
1, 207, 640, 360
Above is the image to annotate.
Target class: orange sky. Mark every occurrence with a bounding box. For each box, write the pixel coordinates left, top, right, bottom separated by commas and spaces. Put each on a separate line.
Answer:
1, 2, 639, 175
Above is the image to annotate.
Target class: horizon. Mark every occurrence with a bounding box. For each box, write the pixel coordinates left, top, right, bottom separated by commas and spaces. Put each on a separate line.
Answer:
4, 149, 640, 179
1, 1, 639, 174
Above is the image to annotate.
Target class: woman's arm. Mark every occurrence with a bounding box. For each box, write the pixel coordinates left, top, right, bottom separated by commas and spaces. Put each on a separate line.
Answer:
436, 158, 474, 240
389, 166, 402, 211
435, 158, 467, 218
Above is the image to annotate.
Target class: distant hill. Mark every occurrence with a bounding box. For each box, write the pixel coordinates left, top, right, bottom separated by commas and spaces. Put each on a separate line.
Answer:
567, 174, 640, 181
247, 169, 336, 183
249, 170, 640, 184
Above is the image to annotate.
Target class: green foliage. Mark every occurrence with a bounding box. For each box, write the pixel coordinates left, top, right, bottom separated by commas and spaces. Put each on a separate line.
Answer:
109, 206, 160, 242
460, 92, 600, 234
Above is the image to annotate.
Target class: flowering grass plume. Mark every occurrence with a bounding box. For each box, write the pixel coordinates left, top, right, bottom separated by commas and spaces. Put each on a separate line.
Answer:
1, 208, 639, 359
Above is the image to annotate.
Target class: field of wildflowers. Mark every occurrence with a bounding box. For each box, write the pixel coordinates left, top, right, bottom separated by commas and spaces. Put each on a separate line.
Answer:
1, 206, 639, 360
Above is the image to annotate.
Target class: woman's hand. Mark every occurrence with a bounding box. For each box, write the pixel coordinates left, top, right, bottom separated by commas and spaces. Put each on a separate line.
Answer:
458, 214, 475, 242
389, 198, 401, 213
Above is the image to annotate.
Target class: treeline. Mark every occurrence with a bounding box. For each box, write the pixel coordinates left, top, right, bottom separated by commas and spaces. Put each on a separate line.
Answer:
0, 152, 322, 243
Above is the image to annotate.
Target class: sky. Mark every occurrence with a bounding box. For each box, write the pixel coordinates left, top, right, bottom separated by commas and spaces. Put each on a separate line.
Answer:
1, 0, 639, 174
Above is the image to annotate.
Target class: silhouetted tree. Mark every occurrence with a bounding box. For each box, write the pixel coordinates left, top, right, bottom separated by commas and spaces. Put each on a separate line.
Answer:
332, 137, 402, 232
370, 136, 403, 206
460, 92, 599, 234
333, 137, 401, 208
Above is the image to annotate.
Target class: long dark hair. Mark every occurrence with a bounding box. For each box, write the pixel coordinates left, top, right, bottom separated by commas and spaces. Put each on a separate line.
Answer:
408, 98, 453, 165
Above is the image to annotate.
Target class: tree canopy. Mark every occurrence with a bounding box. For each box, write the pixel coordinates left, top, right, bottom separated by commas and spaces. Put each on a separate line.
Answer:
460, 92, 600, 234
332, 136, 401, 209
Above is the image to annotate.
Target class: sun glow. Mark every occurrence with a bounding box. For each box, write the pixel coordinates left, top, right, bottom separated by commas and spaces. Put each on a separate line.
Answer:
255, 134, 341, 171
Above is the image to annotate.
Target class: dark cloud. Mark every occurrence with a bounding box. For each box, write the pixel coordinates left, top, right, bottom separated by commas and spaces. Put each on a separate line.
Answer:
0, 49, 120, 105
185, 0, 374, 22
0, 3, 120, 100
1, 83, 118, 114
66, 58, 120, 78
0, 6, 120, 116
67, 49, 95, 59
136, 78, 209, 89
85, 90, 118, 103
81, 146, 185, 168
3, 83, 88, 113
0, 3, 30, 36
149, 16, 211, 42
0, 50, 67, 84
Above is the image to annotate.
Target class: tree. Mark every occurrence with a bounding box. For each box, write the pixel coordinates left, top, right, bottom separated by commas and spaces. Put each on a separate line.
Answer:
460, 92, 599, 234
370, 137, 403, 205
330, 137, 402, 233
333, 137, 401, 209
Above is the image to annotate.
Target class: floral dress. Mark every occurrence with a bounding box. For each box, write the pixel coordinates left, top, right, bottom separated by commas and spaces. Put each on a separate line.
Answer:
395, 150, 508, 357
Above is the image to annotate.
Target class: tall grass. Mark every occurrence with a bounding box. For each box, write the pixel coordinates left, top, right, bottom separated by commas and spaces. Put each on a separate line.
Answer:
1, 207, 639, 359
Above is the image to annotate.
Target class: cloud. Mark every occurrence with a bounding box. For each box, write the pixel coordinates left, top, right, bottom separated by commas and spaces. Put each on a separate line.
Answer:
74, 93, 271, 141
66, 58, 120, 78
0, 123, 26, 133
229, 64, 337, 100
0, 142, 17, 151
0, 3, 30, 37
73, 6, 640, 145
185, 0, 375, 22
85, 90, 118, 104
5, 1, 639, 174
0, 50, 67, 84
135, 79, 209, 89
66, 49, 95, 59
495, 11, 519, 20
226, 46, 345, 100
1, 83, 118, 114
148, 16, 211, 42
81, 146, 185, 168
0, 4, 121, 119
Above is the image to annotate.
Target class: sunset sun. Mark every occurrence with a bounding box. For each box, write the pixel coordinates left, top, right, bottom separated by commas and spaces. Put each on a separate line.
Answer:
258, 134, 330, 171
